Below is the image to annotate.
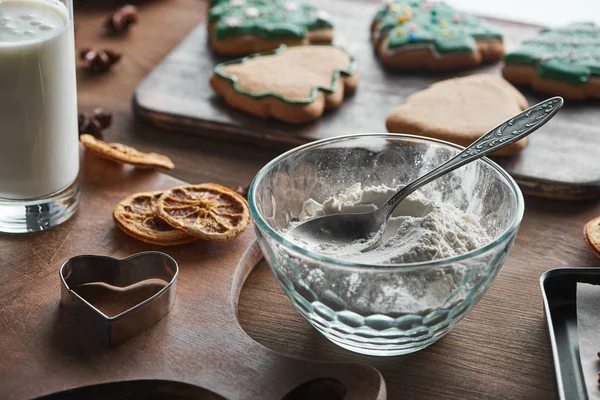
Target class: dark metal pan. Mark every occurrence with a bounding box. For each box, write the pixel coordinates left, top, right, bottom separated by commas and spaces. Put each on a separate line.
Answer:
540, 267, 600, 400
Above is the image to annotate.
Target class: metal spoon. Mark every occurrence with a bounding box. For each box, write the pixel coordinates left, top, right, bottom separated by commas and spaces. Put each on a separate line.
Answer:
287, 96, 564, 253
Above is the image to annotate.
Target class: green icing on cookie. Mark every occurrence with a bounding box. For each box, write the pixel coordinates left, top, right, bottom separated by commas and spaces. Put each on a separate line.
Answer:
209, 0, 333, 41
213, 45, 357, 105
372, 0, 502, 54
505, 22, 600, 86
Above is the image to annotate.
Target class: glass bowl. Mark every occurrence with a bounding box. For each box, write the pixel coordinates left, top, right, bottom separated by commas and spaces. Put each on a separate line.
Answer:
249, 134, 524, 356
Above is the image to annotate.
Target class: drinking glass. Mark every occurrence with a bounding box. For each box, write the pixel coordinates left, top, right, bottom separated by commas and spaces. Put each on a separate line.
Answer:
0, 0, 79, 232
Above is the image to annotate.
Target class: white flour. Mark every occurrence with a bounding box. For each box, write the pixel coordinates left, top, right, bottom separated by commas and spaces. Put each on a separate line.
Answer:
289, 183, 491, 264
283, 183, 493, 315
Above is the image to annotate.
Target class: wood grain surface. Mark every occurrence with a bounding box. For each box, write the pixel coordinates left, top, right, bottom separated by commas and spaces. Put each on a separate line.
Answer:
1, 0, 599, 399
133, 0, 600, 200
0, 149, 385, 400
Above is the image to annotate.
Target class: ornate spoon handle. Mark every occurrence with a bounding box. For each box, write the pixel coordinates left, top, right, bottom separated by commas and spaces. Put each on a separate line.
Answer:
385, 96, 564, 210
459, 96, 563, 160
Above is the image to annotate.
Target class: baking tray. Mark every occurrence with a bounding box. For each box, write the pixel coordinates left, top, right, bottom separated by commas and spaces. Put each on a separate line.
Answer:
540, 268, 600, 400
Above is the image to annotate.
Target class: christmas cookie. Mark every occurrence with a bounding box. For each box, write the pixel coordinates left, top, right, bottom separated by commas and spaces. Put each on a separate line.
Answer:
503, 22, 600, 100
386, 75, 528, 156
208, 0, 334, 56
584, 216, 600, 259
210, 45, 358, 124
371, 0, 504, 70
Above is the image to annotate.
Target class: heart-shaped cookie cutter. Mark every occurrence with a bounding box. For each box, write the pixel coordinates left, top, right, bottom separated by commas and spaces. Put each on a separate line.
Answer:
59, 252, 178, 346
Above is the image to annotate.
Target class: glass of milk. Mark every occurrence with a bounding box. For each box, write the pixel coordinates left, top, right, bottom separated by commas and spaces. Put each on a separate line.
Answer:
0, 0, 79, 232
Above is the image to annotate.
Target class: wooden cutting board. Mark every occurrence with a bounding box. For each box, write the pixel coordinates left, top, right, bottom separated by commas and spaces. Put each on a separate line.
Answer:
133, 0, 600, 200
0, 149, 386, 400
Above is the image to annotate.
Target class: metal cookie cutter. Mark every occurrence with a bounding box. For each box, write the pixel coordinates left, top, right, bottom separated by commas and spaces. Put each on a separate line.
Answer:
59, 252, 178, 346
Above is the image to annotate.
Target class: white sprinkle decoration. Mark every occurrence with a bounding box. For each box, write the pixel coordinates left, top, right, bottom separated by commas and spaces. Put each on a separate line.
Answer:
244, 7, 260, 18
316, 10, 330, 21
224, 17, 241, 27
284, 2, 297, 11
230, 0, 245, 5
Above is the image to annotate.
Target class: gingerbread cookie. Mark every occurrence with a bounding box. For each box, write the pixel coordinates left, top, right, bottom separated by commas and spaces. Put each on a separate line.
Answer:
210, 44, 358, 124
371, 0, 504, 70
386, 75, 528, 156
113, 191, 198, 246
208, 0, 333, 56
584, 216, 600, 259
503, 22, 600, 100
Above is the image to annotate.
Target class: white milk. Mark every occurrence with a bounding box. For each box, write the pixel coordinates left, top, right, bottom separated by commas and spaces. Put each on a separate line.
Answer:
0, 0, 78, 200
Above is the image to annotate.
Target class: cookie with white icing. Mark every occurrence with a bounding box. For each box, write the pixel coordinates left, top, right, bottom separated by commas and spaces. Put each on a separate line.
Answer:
503, 22, 600, 100
386, 75, 528, 156
371, 0, 504, 70
208, 0, 334, 56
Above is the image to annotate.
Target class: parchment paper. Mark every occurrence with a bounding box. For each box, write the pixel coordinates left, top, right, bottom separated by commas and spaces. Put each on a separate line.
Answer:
577, 282, 600, 400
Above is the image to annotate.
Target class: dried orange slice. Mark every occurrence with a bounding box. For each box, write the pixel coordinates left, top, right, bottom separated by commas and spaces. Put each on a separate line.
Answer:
584, 216, 600, 259
80, 134, 174, 170
156, 183, 250, 241
113, 191, 197, 246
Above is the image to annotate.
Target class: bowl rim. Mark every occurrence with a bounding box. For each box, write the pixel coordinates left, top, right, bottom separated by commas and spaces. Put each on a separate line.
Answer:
249, 133, 525, 271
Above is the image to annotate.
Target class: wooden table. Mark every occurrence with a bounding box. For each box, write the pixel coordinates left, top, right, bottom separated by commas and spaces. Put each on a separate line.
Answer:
43, 0, 600, 398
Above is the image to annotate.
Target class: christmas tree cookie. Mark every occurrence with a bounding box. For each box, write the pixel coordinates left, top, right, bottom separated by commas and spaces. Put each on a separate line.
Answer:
210, 45, 358, 123
503, 22, 600, 100
208, 0, 334, 56
371, 0, 504, 70
386, 75, 528, 156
